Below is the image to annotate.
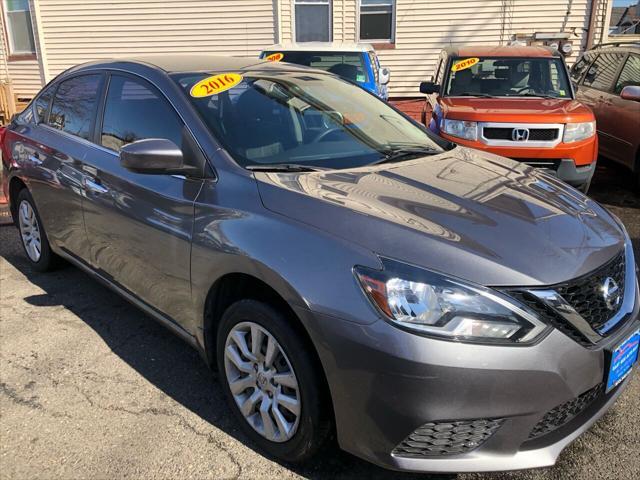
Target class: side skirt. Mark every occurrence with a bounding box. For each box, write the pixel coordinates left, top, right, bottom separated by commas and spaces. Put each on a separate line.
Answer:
55, 247, 199, 349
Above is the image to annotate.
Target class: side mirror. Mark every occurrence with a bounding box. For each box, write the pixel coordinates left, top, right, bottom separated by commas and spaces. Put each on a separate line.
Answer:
120, 138, 187, 175
379, 67, 391, 85
620, 85, 640, 102
420, 81, 440, 95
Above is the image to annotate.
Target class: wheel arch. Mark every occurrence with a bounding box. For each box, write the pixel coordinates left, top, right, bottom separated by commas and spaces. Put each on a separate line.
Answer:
8, 176, 28, 221
202, 271, 336, 426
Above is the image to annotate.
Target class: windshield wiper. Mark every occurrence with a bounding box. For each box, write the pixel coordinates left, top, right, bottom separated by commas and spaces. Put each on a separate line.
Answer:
373, 146, 440, 165
454, 92, 496, 98
506, 93, 562, 99
245, 163, 321, 173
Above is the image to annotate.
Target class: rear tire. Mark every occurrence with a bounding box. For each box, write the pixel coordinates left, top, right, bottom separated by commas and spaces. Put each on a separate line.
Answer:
216, 299, 331, 463
15, 188, 60, 272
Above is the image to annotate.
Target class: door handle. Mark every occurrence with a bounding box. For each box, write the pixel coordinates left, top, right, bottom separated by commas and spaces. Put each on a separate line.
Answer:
83, 177, 109, 194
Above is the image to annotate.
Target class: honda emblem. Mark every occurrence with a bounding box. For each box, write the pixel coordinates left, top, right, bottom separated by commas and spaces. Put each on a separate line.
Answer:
512, 128, 529, 142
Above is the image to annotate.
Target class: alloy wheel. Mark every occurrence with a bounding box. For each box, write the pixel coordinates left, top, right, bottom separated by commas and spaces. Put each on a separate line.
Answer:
18, 200, 42, 262
223, 321, 301, 443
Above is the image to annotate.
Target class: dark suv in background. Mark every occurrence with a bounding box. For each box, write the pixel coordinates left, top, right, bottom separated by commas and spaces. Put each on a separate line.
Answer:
570, 41, 640, 187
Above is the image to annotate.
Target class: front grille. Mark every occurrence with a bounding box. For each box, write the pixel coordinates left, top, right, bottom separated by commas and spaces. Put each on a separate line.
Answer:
507, 249, 627, 346
483, 127, 559, 141
508, 290, 593, 347
529, 384, 604, 439
392, 419, 503, 457
555, 251, 626, 332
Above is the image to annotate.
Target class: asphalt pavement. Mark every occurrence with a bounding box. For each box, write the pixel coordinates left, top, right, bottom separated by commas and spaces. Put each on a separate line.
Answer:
1, 160, 639, 479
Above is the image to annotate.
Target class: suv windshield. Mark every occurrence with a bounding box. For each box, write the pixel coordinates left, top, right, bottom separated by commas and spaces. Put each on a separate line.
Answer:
444, 57, 572, 99
173, 71, 443, 169
262, 51, 368, 84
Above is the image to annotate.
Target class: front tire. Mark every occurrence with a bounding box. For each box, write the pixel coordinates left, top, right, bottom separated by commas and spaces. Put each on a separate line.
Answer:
216, 300, 330, 463
15, 188, 60, 272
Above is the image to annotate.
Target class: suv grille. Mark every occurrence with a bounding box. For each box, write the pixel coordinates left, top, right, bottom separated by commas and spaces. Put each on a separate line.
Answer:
529, 384, 604, 439
483, 127, 559, 141
392, 419, 503, 457
555, 251, 626, 332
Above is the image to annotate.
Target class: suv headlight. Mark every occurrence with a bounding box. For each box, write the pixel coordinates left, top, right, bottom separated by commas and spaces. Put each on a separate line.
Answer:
563, 121, 595, 143
355, 258, 549, 344
442, 119, 478, 141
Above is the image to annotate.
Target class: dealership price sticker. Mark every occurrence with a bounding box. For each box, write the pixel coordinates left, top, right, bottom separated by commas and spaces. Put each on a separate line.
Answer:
190, 73, 243, 98
265, 52, 284, 62
452, 58, 479, 72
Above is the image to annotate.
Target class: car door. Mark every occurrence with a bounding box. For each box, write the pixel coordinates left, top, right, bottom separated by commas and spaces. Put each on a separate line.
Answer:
604, 53, 640, 168
81, 73, 204, 328
14, 74, 104, 263
577, 51, 626, 161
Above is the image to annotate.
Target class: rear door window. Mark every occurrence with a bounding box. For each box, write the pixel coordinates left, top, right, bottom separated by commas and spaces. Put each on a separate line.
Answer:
614, 54, 640, 94
100, 74, 184, 151
582, 53, 625, 92
48, 74, 102, 141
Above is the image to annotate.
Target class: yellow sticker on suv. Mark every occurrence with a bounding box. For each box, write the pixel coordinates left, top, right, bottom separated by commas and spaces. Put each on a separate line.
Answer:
190, 73, 243, 98
265, 52, 284, 62
451, 58, 480, 72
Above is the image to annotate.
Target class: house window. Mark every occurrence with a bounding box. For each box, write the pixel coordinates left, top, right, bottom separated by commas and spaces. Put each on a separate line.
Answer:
3, 0, 36, 55
294, 0, 331, 42
359, 0, 395, 42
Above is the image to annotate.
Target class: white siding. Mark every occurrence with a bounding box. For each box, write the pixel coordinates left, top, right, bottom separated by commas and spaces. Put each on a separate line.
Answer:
6, 58, 41, 98
38, 0, 277, 78
281, 0, 292, 42
333, 0, 357, 42
377, 0, 607, 97
0, 17, 8, 83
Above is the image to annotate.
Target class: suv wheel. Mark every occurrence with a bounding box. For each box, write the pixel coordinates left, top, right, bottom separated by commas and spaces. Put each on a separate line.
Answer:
217, 300, 330, 462
16, 188, 60, 272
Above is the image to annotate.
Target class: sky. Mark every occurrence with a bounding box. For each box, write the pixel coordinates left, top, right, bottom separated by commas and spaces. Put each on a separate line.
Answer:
613, 0, 636, 6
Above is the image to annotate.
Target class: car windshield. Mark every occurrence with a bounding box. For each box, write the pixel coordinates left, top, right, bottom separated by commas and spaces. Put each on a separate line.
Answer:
173, 71, 443, 169
444, 57, 572, 98
262, 51, 368, 84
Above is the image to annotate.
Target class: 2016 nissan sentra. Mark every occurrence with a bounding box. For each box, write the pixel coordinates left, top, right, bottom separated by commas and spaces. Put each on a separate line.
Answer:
1, 56, 638, 474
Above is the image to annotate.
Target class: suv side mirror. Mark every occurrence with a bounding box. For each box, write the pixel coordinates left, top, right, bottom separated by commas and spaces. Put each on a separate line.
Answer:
620, 85, 640, 102
379, 67, 391, 85
120, 138, 189, 175
420, 81, 440, 94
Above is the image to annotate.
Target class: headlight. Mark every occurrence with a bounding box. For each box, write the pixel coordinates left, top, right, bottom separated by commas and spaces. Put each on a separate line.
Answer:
442, 119, 478, 141
354, 259, 549, 344
563, 121, 595, 143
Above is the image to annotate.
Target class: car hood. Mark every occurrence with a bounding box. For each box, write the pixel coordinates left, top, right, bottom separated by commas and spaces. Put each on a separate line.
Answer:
255, 147, 624, 287
441, 97, 594, 123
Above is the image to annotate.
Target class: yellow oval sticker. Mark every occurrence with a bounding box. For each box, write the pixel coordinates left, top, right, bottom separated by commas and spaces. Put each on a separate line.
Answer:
451, 58, 479, 72
265, 52, 284, 62
190, 73, 243, 98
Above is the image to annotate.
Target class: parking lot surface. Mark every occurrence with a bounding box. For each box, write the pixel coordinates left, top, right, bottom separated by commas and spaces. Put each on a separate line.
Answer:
1, 160, 639, 480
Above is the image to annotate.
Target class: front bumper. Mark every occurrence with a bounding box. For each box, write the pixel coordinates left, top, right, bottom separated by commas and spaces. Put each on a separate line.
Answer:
441, 132, 598, 188
294, 290, 639, 473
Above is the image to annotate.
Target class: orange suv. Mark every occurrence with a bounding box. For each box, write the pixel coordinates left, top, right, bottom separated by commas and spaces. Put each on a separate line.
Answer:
420, 46, 597, 191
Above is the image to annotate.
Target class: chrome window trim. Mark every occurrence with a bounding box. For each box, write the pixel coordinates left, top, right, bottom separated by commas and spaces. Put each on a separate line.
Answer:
478, 122, 564, 148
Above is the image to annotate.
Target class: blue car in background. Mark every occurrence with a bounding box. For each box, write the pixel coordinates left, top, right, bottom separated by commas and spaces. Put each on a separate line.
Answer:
260, 43, 390, 100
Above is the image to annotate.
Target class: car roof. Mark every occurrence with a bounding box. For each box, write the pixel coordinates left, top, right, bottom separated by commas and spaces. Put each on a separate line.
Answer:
65, 54, 318, 75
588, 41, 640, 53
262, 42, 374, 53
444, 45, 559, 58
